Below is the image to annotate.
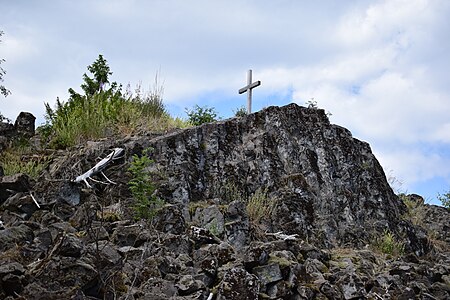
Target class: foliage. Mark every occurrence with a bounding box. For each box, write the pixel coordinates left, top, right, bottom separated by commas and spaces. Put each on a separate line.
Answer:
218, 183, 277, 224
44, 55, 178, 149
0, 143, 50, 179
372, 229, 405, 257
400, 194, 426, 226
128, 148, 164, 221
233, 106, 247, 117
0, 30, 11, 98
246, 187, 277, 223
185, 105, 218, 126
437, 190, 450, 209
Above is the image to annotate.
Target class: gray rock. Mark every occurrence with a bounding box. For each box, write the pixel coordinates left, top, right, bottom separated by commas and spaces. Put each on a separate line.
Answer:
111, 223, 149, 247
154, 203, 186, 234
175, 274, 205, 295
252, 263, 283, 286
0, 174, 32, 202
14, 112, 36, 138
225, 200, 249, 249
0, 224, 34, 251
192, 204, 225, 236
217, 267, 260, 300
336, 272, 367, 300
2, 193, 38, 218
57, 233, 83, 257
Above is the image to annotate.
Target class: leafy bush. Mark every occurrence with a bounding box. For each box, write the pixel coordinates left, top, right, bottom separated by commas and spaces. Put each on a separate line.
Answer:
44, 55, 181, 149
185, 105, 218, 126
128, 148, 164, 220
437, 191, 450, 209
233, 106, 247, 117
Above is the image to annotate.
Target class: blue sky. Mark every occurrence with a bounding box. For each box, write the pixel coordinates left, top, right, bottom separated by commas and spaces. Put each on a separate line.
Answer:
1, 0, 449, 205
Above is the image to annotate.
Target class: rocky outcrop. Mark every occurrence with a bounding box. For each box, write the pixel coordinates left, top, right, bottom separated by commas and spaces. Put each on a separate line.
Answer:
134, 103, 428, 253
0, 104, 448, 299
0, 112, 36, 151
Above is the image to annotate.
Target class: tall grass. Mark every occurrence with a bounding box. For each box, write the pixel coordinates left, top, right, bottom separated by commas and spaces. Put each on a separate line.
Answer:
0, 143, 50, 179
44, 81, 189, 149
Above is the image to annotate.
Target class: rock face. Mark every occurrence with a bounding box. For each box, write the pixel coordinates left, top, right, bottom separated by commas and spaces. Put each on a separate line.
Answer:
144, 104, 427, 253
0, 103, 448, 299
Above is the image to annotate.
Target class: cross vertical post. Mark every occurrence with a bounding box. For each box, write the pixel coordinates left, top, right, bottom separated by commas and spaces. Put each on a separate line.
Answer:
239, 69, 261, 114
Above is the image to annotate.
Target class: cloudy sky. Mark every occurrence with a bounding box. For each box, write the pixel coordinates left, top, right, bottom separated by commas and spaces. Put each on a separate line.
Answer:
1, 0, 449, 205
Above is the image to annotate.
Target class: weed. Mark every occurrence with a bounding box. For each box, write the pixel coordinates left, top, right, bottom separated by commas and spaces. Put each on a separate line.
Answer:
372, 229, 405, 257
400, 194, 426, 226
217, 182, 246, 203
246, 187, 277, 223
128, 148, 164, 221
0, 147, 49, 179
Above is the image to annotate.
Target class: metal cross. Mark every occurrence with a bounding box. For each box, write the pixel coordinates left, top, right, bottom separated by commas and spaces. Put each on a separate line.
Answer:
238, 69, 261, 114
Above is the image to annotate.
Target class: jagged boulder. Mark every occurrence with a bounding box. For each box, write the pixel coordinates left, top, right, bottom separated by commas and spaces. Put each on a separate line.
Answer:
131, 104, 427, 253
14, 112, 36, 138
0, 112, 36, 152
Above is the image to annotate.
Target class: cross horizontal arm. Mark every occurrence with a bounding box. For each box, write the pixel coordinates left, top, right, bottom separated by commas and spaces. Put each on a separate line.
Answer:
238, 80, 261, 94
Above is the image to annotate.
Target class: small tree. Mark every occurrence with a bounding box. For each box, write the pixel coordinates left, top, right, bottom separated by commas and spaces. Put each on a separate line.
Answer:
437, 190, 450, 209
128, 148, 164, 220
0, 30, 10, 98
185, 105, 218, 126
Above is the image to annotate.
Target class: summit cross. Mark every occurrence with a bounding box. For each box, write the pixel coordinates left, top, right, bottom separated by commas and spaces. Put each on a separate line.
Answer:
238, 69, 261, 114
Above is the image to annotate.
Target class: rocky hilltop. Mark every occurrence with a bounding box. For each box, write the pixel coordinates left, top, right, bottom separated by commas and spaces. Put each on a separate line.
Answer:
0, 103, 449, 299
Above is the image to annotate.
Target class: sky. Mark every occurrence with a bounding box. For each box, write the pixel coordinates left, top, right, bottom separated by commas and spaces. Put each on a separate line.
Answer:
1, 0, 449, 205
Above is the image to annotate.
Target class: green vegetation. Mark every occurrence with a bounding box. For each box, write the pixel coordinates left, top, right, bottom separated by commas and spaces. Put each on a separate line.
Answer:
400, 194, 426, 226
1, 30, 11, 122
233, 106, 247, 117
0, 141, 50, 179
372, 229, 405, 257
246, 187, 277, 223
437, 190, 450, 209
128, 148, 164, 221
0, 30, 10, 98
44, 55, 189, 149
218, 183, 277, 224
185, 105, 218, 126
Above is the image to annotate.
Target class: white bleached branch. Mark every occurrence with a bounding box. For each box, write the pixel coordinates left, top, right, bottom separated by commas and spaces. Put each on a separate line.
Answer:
75, 148, 124, 188
30, 193, 41, 209
266, 231, 299, 241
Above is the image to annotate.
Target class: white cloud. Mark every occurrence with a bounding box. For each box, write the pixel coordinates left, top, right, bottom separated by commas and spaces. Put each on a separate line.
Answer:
375, 148, 450, 187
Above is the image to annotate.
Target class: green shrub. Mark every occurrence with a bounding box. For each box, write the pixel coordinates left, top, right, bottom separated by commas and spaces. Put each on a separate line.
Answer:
233, 106, 247, 117
185, 105, 218, 126
437, 191, 450, 209
44, 55, 178, 149
128, 148, 164, 221
372, 229, 405, 257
